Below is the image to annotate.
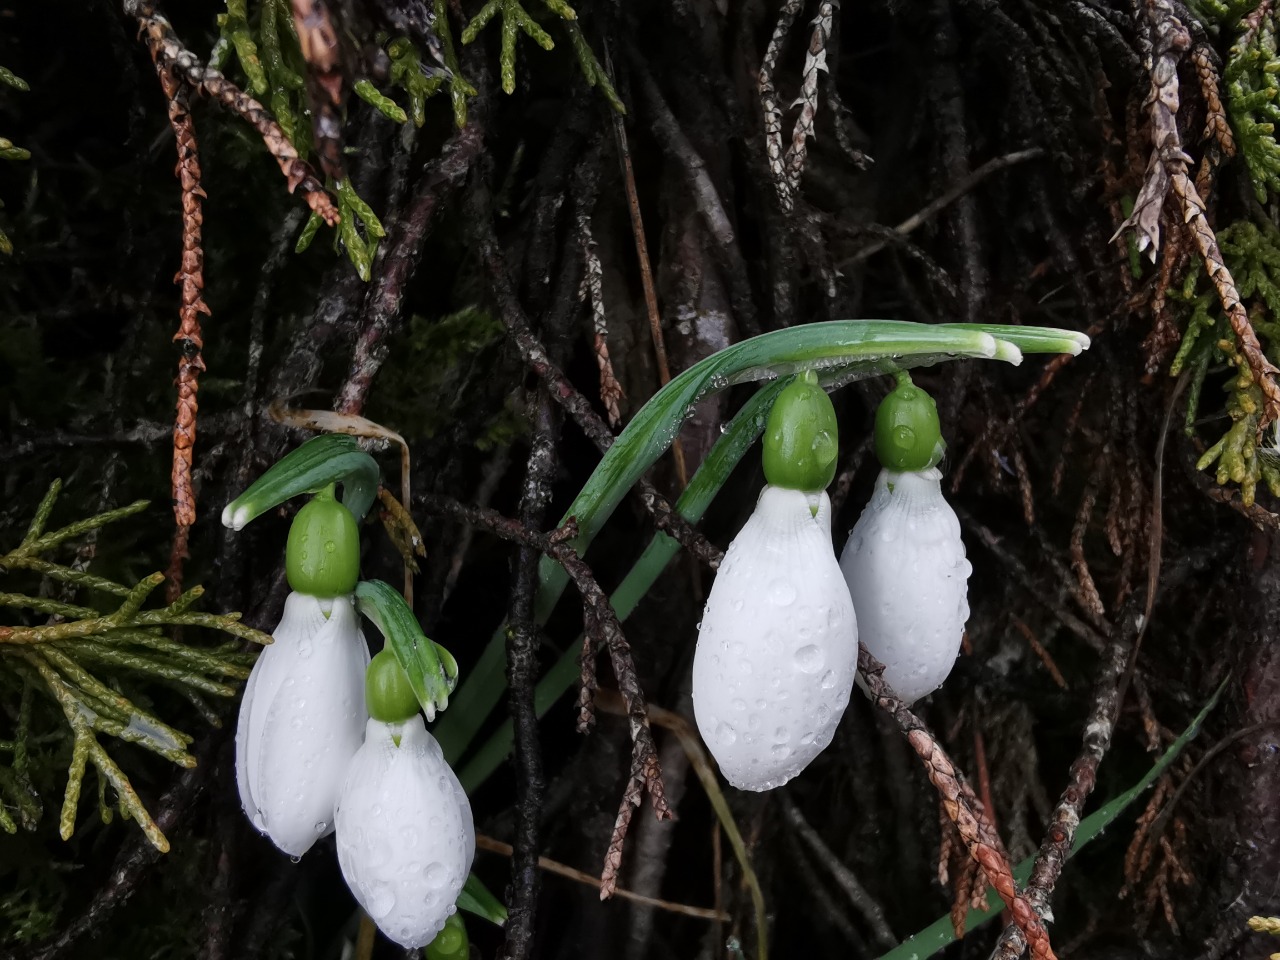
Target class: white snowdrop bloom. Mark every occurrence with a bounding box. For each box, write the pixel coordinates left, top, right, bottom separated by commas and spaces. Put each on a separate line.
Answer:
840, 467, 971, 703
235, 591, 370, 857
335, 715, 475, 948
693, 486, 859, 791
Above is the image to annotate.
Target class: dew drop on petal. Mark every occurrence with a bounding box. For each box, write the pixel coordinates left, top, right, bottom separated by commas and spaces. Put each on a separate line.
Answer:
794, 644, 824, 673
716, 722, 737, 745
365, 883, 396, 919
820, 670, 837, 690
769, 579, 797, 606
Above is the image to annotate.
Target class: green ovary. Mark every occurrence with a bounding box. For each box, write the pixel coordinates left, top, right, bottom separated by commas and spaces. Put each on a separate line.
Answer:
874, 376, 944, 472
285, 485, 361, 597
762, 370, 839, 492
365, 649, 422, 723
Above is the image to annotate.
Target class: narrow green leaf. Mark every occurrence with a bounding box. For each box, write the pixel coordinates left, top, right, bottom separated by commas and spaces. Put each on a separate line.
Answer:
457, 872, 508, 925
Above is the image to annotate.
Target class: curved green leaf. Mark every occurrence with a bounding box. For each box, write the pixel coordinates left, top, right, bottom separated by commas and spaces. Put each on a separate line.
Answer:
355, 579, 458, 721
221, 433, 380, 530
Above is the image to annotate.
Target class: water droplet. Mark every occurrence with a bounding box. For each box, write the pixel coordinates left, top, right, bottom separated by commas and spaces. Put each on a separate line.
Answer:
811, 429, 837, 467
289, 855, 302, 864
715, 722, 737, 745
820, 670, 837, 690
314, 821, 327, 832
365, 883, 395, 919
769, 579, 797, 606
773, 726, 787, 740
800, 731, 815, 745
771, 744, 791, 760
423, 862, 447, 887
324, 540, 336, 553
794, 644, 824, 673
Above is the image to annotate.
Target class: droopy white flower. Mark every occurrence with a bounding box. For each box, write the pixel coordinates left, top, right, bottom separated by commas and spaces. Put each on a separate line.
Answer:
840, 467, 971, 703
335, 715, 475, 948
693, 486, 859, 791
236, 591, 370, 857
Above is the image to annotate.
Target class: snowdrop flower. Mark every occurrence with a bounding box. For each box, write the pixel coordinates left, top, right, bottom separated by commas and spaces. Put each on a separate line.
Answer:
693, 372, 858, 791
232, 485, 370, 857
335, 652, 474, 948
840, 376, 970, 703
235, 590, 370, 856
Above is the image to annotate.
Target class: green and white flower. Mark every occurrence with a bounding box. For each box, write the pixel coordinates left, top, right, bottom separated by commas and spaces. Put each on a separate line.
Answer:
840, 376, 970, 703
693, 372, 858, 791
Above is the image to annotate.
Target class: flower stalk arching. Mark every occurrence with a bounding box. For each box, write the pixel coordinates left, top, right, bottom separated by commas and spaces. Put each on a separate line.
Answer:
840, 374, 971, 703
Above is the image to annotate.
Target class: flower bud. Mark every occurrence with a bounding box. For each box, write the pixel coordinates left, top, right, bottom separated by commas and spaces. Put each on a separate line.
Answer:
286, 486, 361, 597
762, 370, 839, 492
840, 467, 971, 703
874, 376, 944, 472
236, 592, 370, 856
366, 649, 420, 723
335, 716, 475, 948
693, 487, 858, 790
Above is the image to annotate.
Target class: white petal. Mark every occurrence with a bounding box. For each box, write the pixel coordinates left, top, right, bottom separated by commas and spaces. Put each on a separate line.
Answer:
840, 468, 971, 703
236, 592, 370, 857
692, 486, 858, 791
335, 717, 474, 948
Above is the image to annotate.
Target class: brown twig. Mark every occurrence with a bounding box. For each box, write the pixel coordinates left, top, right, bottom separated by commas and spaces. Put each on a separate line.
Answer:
606, 70, 684, 481
578, 213, 624, 428
858, 646, 1057, 960
467, 182, 721, 564
841, 148, 1045, 267
1117, 0, 1280, 424
476, 834, 729, 921
778, 794, 897, 949
783, 1, 833, 197
415, 494, 672, 894
124, 0, 339, 226
1010, 616, 1068, 690
987, 607, 1135, 960
334, 116, 487, 416
500, 396, 558, 960
151, 65, 208, 539
758, 0, 805, 209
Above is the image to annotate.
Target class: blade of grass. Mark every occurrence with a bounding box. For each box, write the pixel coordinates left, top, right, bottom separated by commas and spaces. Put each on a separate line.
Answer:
876, 677, 1227, 960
